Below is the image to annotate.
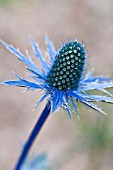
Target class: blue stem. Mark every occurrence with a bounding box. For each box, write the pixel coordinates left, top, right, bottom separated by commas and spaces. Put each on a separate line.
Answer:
14, 101, 51, 170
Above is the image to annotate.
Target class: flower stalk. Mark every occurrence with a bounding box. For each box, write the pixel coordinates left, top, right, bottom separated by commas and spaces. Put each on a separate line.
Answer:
14, 101, 51, 170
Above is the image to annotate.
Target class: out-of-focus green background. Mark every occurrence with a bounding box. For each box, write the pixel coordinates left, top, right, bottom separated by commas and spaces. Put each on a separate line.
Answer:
0, 0, 113, 170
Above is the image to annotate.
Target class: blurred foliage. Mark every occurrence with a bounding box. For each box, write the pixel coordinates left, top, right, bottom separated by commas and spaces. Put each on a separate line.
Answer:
21, 153, 52, 170
76, 115, 113, 170
0, 0, 13, 5
0, 0, 26, 6
61, 102, 113, 170
79, 116, 113, 150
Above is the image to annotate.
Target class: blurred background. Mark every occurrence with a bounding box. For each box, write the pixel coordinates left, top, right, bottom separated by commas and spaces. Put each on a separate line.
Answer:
0, 0, 113, 170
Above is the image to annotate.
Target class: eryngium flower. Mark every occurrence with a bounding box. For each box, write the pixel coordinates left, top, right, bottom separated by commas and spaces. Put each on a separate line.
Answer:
1, 36, 113, 170
1, 36, 113, 117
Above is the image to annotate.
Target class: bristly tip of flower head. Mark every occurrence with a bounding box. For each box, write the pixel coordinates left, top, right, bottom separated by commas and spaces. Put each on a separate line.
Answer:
46, 40, 86, 91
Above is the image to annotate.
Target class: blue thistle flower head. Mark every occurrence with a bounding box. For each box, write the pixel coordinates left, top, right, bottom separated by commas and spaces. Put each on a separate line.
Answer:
1, 36, 113, 118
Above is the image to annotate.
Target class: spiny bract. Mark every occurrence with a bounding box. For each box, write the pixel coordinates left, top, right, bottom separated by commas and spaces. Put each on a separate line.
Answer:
1, 36, 113, 118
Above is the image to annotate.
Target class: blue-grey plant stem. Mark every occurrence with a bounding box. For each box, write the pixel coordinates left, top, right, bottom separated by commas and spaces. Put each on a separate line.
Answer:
14, 100, 51, 170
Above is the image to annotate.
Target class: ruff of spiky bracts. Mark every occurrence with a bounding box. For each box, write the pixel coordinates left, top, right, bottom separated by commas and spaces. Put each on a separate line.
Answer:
1, 36, 113, 119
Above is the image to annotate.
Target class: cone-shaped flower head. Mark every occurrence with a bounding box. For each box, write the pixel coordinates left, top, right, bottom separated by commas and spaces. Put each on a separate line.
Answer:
1, 36, 113, 118
47, 41, 86, 91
